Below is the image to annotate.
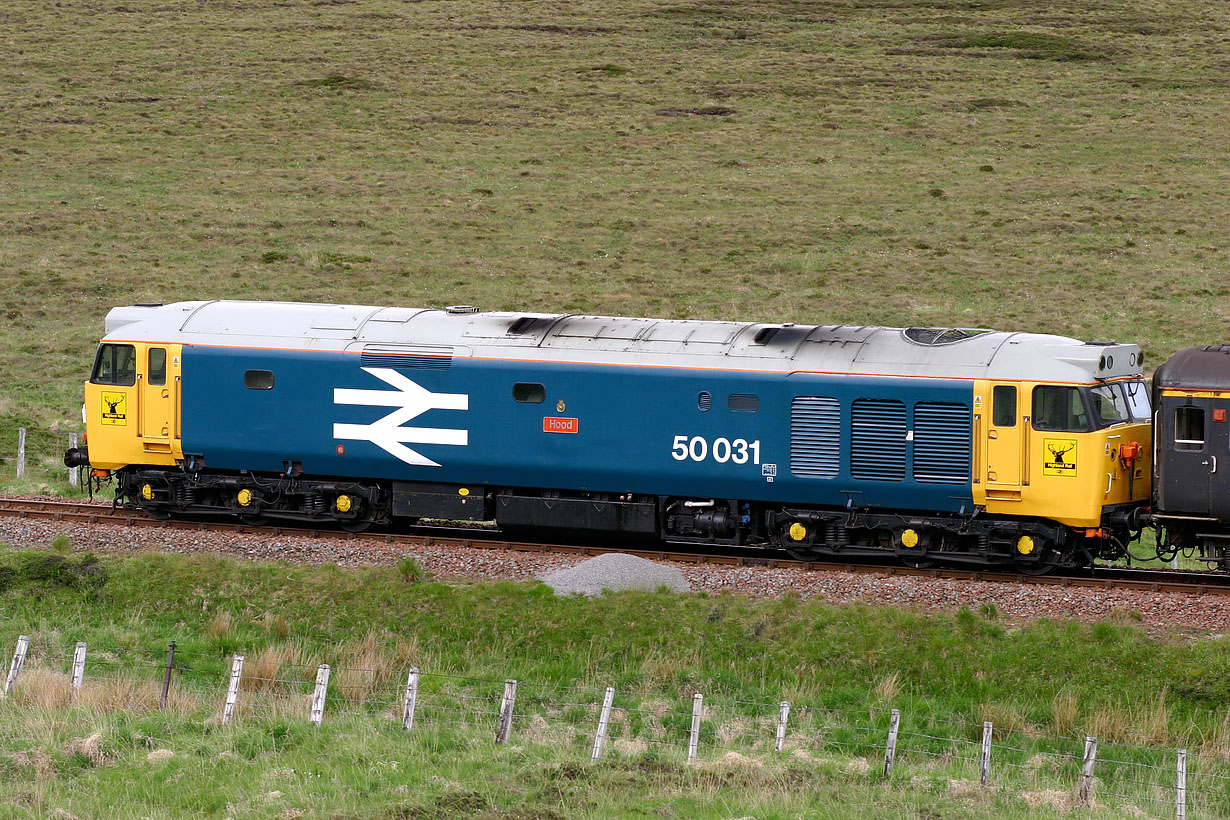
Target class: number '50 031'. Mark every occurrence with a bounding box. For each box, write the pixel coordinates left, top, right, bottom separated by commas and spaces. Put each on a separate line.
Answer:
670, 435, 761, 465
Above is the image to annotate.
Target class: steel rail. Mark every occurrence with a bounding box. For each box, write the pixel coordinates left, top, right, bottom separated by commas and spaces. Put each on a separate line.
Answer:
2, 497, 1228, 596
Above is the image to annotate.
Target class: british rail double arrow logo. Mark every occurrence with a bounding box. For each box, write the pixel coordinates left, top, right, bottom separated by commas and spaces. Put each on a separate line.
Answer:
333, 368, 469, 467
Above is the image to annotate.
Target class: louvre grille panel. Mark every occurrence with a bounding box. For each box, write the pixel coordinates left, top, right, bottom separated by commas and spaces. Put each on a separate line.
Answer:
913, 402, 971, 484
360, 352, 452, 370
790, 397, 841, 478
850, 399, 907, 481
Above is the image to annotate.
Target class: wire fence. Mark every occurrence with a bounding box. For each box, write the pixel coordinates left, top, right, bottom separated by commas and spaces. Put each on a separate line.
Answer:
1, 429, 81, 488
4, 634, 1229, 817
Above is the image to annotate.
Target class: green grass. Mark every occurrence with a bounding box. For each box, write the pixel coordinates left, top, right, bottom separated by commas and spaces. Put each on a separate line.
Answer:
0, 546, 1229, 817
1, 0, 1228, 457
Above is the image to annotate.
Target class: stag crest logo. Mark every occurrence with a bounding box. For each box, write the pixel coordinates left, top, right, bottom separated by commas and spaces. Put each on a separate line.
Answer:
100, 391, 127, 426
333, 368, 468, 467
1042, 438, 1078, 477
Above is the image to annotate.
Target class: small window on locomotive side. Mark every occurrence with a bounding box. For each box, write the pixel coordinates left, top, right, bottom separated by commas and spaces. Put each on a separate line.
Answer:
697, 391, 712, 411
513, 382, 545, 403
728, 393, 759, 412
244, 370, 275, 390
1174, 406, 1205, 451
992, 386, 1016, 427
90, 343, 137, 386
148, 348, 167, 386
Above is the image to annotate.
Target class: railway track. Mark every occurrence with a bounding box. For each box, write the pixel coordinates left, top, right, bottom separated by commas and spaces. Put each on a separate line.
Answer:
3, 496, 1228, 597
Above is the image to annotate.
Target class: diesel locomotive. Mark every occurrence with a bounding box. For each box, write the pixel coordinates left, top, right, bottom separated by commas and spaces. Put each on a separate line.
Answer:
63, 299, 1177, 573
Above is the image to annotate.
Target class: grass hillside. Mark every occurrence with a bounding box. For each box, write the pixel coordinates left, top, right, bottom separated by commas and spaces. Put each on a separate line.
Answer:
1, 0, 1228, 469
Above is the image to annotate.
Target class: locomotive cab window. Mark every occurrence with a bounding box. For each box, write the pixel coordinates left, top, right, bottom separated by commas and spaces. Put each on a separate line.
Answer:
148, 348, 167, 386
992, 386, 1016, 427
1124, 379, 1151, 421
1088, 384, 1129, 428
244, 370, 275, 390
1032, 386, 1090, 432
90, 344, 137, 386
513, 382, 545, 403
1174, 406, 1205, 451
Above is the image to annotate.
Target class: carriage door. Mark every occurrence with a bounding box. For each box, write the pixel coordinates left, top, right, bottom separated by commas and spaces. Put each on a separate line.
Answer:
1209, 396, 1230, 521
982, 384, 1023, 500
1160, 400, 1212, 516
139, 345, 174, 454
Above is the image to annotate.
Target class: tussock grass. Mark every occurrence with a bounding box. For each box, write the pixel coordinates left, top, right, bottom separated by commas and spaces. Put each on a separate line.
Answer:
1, 545, 1228, 816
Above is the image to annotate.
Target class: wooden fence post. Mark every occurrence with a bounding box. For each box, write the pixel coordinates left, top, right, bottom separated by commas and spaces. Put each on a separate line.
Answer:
222, 654, 245, 726
68, 433, 79, 488
591, 686, 615, 761
1078, 736, 1098, 805
401, 668, 419, 732
159, 642, 176, 709
310, 664, 331, 726
1176, 749, 1187, 820
16, 428, 26, 480
687, 693, 703, 764
70, 642, 87, 702
884, 709, 901, 778
495, 679, 517, 743
775, 701, 791, 753
980, 721, 993, 786
3, 635, 30, 697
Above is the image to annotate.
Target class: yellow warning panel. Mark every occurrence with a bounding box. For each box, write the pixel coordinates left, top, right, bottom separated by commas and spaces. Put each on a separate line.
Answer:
100, 392, 128, 426
1043, 438, 1078, 477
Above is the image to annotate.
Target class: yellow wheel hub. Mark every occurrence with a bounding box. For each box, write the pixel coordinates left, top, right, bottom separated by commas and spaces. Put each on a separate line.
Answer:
141, 483, 154, 501
1016, 536, 1036, 555
237, 489, 253, 507
335, 494, 352, 514
901, 528, 919, 548
788, 522, 807, 541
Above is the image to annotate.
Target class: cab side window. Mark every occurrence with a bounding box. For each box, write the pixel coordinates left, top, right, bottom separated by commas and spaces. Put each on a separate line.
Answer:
91, 344, 137, 386
1032, 386, 1090, 432
148, 348, 167, 386
992, 386, 1016, 427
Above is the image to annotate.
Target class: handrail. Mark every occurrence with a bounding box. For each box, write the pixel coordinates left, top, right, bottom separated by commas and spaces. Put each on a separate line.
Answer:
1021, 415, 1031, 486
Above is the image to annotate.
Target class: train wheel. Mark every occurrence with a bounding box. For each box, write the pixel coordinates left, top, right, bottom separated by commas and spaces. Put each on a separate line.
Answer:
338, 517, 374, 533
140, 504, 172, 520
240, 513, 270, 526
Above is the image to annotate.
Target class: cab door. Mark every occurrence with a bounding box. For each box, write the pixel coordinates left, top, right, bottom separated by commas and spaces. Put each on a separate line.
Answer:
981, 383, 1024, 501
138, 344, 182, 458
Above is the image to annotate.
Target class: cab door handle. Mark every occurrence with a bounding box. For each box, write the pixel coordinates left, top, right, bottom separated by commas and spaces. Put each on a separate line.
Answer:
1203, 456, 1218, 473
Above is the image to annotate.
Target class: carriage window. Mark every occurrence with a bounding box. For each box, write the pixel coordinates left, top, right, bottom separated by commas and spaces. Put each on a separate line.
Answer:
1088, 384, 1129, 427
992, 386, 1016, 427
513, 382, 545, 403
148, 348, 167, 386
90, 344, 137, 386
244, 370, 275, 390
1032, 386, 1090, 432
1175, 407, 1205, 451
1124, 380, 1151, 421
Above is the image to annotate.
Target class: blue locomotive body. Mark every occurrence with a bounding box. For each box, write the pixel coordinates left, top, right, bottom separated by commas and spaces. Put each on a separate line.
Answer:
180, 344, 975, 517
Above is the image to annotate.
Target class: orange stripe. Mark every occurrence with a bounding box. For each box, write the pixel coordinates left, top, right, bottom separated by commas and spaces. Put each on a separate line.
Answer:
101, 339, 1139, 386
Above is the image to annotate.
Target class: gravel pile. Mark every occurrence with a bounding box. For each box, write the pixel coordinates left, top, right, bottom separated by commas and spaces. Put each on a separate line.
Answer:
539, 553, 691, 596
0, 510, 1226, 633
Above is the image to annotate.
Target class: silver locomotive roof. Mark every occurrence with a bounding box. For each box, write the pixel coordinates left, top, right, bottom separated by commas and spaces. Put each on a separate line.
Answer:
102, 300, 1144, 384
